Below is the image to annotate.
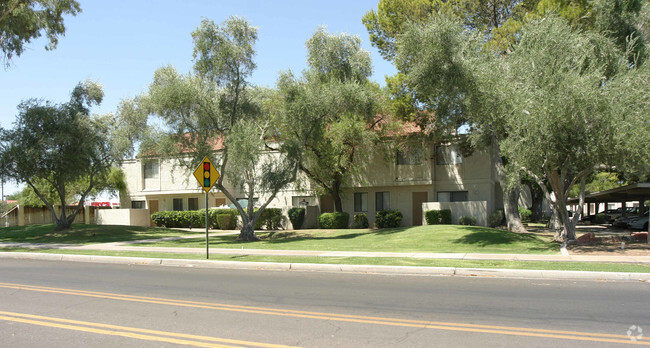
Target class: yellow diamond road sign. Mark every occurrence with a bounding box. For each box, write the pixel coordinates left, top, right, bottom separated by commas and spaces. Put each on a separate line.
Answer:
193, 156, 220, 193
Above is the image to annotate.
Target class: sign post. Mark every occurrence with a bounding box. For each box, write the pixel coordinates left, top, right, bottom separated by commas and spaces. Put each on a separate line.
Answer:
193, 156, 220, 259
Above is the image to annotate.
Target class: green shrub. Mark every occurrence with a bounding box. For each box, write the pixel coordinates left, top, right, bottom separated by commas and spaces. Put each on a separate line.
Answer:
318, 212, 349, 229
351, 213, 369, 229
488, 210, 505, 228
217, 214, 234, 230
425, 209, 452, 225
425, 210, 441, 225
593, 213, 609, 224
254, 208, 284, 230
208, 209, 238, 229
458, 215, 477, 226
288, 207, 305, 230
518, 207, 532, 223
440, 209, 452, 224
375, 210, 403, 228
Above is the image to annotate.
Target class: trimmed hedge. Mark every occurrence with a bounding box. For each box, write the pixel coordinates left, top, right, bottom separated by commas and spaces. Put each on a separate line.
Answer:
351, 213, 369, 229
375, 210, 403, 228
518, 207, 532, 223
458, 215, 477, 226
288, 207, 305, 230
151, 209, 238, 229
425, 209, 452, 225
318, 212, 349, 229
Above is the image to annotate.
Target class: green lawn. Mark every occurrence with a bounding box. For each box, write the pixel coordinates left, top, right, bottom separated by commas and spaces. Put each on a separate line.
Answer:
3, 248, 648, 273
141, 225, 560, 254
0, 224, 197, 244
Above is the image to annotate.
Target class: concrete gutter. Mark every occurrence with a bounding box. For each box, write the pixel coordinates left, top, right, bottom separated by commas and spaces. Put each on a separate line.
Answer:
2, 252, 648, 282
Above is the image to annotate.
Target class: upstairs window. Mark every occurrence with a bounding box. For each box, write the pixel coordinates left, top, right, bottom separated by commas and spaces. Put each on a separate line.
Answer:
144, 161, 159, 179
397, 149, 423, 165
436, 145, 462, 165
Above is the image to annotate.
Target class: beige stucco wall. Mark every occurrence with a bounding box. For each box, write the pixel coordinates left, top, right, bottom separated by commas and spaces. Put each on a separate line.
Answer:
422, 201, 488, 226
96, 209, 150, 227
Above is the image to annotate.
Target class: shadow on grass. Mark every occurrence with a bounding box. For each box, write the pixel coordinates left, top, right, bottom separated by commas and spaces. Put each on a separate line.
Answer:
0, 224, 187, 245
452, 226, 555, 251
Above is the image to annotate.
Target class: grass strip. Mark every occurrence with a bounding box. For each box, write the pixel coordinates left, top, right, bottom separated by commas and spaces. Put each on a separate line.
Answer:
3, 249, 648, 273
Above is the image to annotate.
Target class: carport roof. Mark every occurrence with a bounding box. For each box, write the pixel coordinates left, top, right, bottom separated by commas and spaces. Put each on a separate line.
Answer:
568, 183, 650, 204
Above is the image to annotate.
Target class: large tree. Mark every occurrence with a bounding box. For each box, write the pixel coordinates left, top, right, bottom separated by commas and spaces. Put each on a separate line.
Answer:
276, 27, 386, 213
397, 14, 649, 241
120, 17, 299, 241
0, 81, 117, 230
0, 0, 80, 66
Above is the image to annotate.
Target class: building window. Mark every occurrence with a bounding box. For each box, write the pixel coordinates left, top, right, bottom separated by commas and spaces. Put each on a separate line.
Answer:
436, 145, 462, 165
354, 192, 368, 212
173, 198, 183, 211
144, 161, 159, 179
397, 149, 422, 165
188, 197, 199, 211
437, 191, 468, 202
292, 196, 315, 206
375, 192, 390, 211
131, 201, 145, 209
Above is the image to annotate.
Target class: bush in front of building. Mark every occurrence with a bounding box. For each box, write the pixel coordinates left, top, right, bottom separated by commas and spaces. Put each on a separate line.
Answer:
518, 207, 532, 223
351, 213, 369, 229
151, 209, 239, 229
458, 215, 477, 226
318, 212, 349, 229
254, 208, 284, 230
488, 209, 505, 228
288, 207, 305, 230
425, 209, 452, 225
375, 210, 403, 228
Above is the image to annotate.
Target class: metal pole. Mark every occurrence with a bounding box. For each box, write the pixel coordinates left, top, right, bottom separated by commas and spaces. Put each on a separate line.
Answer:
205, 191, 209, 259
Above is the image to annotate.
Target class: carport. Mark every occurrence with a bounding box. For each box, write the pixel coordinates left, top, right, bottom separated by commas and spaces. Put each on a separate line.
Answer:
568, 183, 650, 239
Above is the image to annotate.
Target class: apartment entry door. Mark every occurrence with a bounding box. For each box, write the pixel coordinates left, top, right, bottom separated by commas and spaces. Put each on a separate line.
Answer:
148, 200, 159, 226
412, 192, 428, 226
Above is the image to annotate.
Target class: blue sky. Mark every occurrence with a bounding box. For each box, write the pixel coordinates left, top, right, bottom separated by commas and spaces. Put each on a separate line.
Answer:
1, 0, 396, 195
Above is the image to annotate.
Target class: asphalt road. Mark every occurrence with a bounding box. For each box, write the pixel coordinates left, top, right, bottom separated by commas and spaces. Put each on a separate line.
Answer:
1, 259, 649, 347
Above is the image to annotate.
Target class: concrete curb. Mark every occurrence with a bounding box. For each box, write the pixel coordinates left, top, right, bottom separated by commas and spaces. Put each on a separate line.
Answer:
2, 252, 649, 281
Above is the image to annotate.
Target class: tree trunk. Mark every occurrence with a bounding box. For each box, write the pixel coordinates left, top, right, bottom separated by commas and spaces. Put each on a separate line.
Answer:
332, 179, 343, 213
492, 138, 526, 233
238, 221, 260, 241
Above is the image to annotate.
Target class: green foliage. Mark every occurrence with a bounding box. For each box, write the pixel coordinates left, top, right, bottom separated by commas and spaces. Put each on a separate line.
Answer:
518, 208, 532, 224
488, 210, 505, 228
593, 213, 609, 224
375, 210, 403, 228
288, 207, 306, 230
318, 212, 350, 229
0, 81, 117, 230
118, 16, 301, 241
425, 209, 452, 225
458, 215, 477, 226
425, 210, 441, 225
440, 209, 452, 224
0, 0, 81, 66
276, 27, 385, 213
216, 214, 235, 230
351, 213, 369, 229
151, 209, 239, 229
254, 208, 284, 230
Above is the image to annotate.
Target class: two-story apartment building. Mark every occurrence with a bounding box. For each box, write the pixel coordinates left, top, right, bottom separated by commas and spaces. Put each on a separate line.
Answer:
120, 138, 506, 227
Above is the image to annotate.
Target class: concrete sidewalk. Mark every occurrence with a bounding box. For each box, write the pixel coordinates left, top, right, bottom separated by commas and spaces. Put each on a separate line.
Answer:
2, 234, 650, 281
1, 232, 650, 263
